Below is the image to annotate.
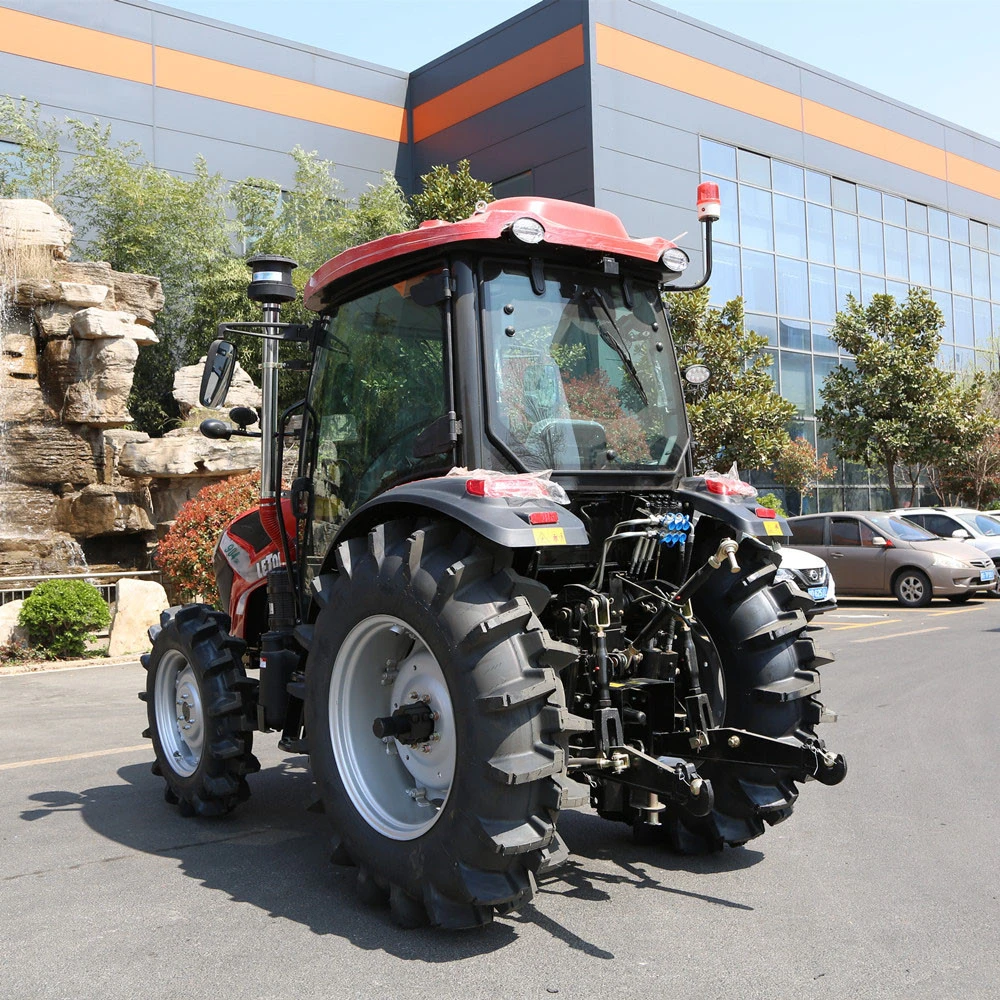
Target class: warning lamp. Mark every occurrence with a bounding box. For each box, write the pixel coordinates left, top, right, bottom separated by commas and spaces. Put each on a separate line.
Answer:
697, 182, 721, 223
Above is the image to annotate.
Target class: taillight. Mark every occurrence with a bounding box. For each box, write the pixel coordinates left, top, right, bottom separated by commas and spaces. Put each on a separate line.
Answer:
528, 511, 559, 525
702, 472, 756, 498
755, 506, 776, 519
466, 477, 556, 500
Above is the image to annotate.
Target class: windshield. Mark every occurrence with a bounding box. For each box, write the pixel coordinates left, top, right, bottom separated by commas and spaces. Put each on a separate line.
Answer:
870, 515, 939, 541
481, 261, 688, 472
957, 512, 1000, 536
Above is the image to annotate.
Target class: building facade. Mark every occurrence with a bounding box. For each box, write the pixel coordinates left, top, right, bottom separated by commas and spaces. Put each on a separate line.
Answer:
4, 0, 1000, 510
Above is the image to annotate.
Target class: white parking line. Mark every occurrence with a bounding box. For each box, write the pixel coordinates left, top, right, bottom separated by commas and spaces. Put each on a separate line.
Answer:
850, 627, 948, 644
0, 744, 148, 771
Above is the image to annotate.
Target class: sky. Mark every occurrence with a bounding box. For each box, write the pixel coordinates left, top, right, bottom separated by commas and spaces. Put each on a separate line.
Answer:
154, 0, 1000, 142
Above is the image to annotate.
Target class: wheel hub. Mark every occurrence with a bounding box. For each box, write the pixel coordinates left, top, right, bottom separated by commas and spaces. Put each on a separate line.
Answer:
153, 653, 205, 777
329, 615, 456, 840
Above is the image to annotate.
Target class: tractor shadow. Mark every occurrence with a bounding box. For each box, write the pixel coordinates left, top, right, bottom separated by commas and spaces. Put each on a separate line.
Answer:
20, 756, 758, 960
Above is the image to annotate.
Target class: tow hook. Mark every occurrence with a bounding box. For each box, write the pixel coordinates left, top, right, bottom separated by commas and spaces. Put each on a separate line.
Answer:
814, 751, 848, 786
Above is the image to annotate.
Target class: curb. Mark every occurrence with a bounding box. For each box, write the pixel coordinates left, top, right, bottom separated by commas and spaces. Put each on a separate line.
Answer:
0, 653, 143, 676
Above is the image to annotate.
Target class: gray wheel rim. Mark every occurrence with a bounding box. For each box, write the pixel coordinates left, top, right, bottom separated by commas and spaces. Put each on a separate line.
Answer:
154, 649, 205, 777
329, 615, 456, 841
898, 574, 927, 604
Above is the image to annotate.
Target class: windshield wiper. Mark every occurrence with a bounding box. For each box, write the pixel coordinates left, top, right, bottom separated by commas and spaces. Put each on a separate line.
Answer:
581, 288, 648, 406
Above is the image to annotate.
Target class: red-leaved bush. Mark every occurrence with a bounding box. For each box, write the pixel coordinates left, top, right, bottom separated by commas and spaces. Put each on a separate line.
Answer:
156, 473, 261, 607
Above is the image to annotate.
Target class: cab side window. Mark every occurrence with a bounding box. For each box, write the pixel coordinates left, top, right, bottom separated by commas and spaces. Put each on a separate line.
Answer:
831, 518, 861, 546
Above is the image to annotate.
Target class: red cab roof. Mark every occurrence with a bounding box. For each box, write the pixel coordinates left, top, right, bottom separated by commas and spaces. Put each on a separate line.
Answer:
303, 197, 682, 312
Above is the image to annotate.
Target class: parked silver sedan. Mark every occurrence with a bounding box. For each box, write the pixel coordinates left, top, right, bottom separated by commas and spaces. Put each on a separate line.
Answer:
785, 511, 996, 607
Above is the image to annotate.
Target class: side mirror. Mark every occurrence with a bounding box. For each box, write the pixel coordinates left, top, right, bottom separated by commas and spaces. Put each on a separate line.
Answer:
871, 536, 888, 547
199, 340, 237, 408
952, 528, 971, 539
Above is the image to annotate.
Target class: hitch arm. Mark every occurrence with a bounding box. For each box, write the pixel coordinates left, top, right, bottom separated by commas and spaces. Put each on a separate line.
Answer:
659, 728, 848, 786
577, 745, 716, 817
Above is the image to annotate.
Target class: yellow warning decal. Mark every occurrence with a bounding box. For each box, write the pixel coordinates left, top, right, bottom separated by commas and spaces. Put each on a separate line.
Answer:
532, 527, 567, 546
763, 520, 783, 536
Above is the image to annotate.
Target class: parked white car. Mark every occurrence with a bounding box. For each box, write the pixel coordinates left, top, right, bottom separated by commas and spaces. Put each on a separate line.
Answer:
775, 544, 837, 612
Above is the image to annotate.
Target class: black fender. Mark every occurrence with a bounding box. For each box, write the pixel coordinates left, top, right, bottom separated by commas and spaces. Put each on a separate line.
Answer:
675, 488, 792, 544
322, 476, 589, 566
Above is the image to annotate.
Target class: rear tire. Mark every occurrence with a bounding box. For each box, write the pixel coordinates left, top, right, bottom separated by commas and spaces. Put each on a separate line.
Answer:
303, 519, 580, 929
893, 568, 933, 607
658, 536, 834, 853
142, 605, 258, 817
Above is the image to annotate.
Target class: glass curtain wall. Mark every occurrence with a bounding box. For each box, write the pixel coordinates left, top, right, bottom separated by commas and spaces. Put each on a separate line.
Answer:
699, 137, 1000, 512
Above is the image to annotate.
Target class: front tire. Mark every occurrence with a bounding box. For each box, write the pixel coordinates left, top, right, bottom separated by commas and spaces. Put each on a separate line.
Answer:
303, 519, 580, 929
142, 605, 258, 817
894, 568, 933, 607
659, 536, 835, 852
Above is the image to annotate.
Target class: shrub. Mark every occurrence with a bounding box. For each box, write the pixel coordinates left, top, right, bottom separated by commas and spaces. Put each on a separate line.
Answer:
755, 491, 788, 517
156, 473, 261, 607
18, 580, 111, 659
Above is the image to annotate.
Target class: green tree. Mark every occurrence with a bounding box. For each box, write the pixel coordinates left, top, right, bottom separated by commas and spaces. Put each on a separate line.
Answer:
773, 436, 836, 515
668, 287, 795, 472
0, 97, 61, 203
411, 158, 493, 223
817, 289, 988, 507
927, 370, 1000, 507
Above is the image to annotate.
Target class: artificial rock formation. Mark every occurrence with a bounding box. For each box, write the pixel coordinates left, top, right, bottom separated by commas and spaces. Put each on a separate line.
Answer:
0, 199, 262, 579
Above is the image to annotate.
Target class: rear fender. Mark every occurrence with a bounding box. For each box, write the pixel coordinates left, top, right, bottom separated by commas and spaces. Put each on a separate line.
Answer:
319, 476, 589, 574
677, 488, 791, 546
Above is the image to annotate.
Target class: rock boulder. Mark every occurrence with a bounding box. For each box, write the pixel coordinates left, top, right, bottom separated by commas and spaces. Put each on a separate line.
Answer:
108, 578, 170, 656
0, 199, 72, 258
173, 359, 262, 419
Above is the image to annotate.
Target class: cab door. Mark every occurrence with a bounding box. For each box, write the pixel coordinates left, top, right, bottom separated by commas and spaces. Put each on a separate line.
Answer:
827, 516, 887, 594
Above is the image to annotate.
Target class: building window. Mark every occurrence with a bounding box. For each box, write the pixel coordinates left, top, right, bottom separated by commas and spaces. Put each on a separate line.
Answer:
697, 134, 1000, 505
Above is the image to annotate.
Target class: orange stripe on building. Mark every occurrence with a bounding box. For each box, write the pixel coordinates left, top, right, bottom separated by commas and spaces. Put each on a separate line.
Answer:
946, 151, 1000, 202
0, 6, 405, 142
595, 23, 1000, 203
595, 24, 801, 132
801, 99, 946, 180
0, 6, 152, 85
154, 47, 407, 143
412, 24, 586, 143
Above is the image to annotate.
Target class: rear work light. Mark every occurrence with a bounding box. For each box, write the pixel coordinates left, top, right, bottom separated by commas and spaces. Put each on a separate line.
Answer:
528, 511, 559, 525
466, 477, 555, 500
697, 181, 721, 222
660, 247, 689, 271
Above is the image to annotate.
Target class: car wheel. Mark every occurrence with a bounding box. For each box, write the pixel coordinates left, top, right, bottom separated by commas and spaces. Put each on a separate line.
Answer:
893, 568, 933, 608
946, 592, 975, 604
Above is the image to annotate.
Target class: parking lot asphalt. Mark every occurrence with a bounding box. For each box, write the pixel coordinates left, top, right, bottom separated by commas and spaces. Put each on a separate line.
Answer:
2, 596, 999, 1000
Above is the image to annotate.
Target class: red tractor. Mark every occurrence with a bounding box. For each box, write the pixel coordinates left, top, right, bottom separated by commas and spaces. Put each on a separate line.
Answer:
142, 187, 845, 929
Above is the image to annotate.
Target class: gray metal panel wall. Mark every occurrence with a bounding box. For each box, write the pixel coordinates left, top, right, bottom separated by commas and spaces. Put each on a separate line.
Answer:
589, 0, 1000, 254
0, 0, 407, 196
407, 0, 593, 201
